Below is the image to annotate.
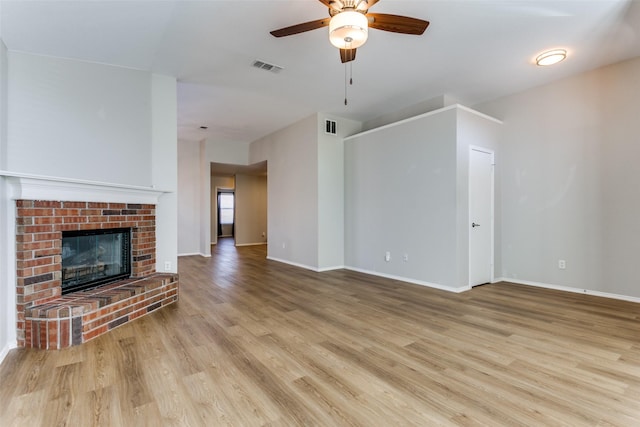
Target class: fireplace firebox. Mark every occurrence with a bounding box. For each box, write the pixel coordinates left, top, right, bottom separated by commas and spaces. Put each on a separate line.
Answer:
61, 228, 131, 294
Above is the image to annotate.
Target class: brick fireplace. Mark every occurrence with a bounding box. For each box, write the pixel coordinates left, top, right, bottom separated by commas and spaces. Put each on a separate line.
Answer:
15, 199, 178, 349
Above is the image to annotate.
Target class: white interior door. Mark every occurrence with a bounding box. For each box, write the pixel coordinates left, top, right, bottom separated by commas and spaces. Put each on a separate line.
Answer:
469, 147, 494, 287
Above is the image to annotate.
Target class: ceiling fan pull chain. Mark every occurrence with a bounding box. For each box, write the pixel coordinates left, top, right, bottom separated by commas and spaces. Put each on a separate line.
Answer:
345, 39, 351, 105
344, 62, 348, 105
350, 61, 353, 85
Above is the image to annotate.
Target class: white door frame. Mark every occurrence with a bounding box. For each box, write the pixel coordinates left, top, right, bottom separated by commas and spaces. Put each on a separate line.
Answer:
468, 146, 495, 287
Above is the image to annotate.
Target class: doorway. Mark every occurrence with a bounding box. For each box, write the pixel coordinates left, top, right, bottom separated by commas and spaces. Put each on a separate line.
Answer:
469, 147, 494, 287
217, 190, 235, 239
210, 161, 268, 249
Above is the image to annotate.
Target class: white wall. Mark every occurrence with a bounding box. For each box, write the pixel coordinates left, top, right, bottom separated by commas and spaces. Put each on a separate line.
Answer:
317, 114, 361, 270
345, 108, 460, 289
206, 140, 250, 166
344, 106, 500, 291
199, 141, 210, 255
151, 74, 178, 273
0, 36, 15, 363
177, 141, 201, 256
248, 113, 361, 270
235, 174, 267, 246
250, 114, 319, 269
363, 95, 459, 131
476, 56, 640, 299
6, 52, 152, 185
0, 43, 5, 170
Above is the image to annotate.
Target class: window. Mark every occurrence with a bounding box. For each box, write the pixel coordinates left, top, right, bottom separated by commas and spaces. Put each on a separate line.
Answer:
219, 193, 234, 225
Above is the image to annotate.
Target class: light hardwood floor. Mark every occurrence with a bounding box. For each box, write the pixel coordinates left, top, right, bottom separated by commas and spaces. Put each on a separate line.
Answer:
1, 238, 639, 426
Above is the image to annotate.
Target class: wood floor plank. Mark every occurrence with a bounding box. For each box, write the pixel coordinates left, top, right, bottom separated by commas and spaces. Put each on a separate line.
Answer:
86, 385, 123, 427
3, 389, 47, 427
1, 237, 640, 426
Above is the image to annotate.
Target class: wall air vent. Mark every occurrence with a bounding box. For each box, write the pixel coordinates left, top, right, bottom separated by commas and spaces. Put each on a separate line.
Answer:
325, 119, 337, 135
252, 60, 283, 74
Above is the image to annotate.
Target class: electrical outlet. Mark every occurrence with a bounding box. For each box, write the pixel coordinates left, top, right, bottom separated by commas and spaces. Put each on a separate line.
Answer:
403, 254, 409, 262
558, 259, 566, 269
385, 251, 391, 262
164, 261, 171, 271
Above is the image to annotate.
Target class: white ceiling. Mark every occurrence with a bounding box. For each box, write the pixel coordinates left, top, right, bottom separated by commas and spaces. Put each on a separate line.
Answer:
2, 0, 640, 145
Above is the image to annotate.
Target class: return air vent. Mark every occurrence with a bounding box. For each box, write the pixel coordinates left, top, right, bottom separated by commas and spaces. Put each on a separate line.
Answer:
325, 119, 337, 135
252, 60, 283, 74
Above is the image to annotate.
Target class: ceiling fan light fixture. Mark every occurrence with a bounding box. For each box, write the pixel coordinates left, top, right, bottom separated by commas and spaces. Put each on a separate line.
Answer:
536, 49, 567, 66
329, 11, 368, 49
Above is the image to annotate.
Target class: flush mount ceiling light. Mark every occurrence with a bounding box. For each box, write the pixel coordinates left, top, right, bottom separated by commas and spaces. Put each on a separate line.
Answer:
536, 49, 567, 66
329, 10, 368, 49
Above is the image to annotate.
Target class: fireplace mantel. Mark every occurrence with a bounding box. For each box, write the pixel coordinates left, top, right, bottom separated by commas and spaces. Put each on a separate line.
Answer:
1, 171, 168, 204
3, 171, 178, 349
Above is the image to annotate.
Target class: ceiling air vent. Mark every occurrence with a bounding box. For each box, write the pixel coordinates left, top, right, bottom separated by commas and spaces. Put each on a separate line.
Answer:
325, 119, 337, 135
252, 60, 283, 74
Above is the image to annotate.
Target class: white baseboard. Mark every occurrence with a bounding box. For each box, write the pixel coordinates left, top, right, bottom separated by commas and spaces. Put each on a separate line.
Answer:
177, 252, 211, 258
265, 258, 469, 293
0, 341, 16, 366
178, 252, 200, 257
494, 277, 640, 303
317, 265, 345, 272
235, 242, 267, 247
345, 266, 470, 293
266, 256, 323, 272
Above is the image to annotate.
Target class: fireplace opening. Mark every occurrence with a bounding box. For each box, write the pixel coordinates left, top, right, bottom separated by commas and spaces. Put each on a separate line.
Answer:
61, 228, 132, 294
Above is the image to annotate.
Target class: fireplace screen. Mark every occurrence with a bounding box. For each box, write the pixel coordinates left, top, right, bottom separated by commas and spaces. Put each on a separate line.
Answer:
61, 228, 131, 294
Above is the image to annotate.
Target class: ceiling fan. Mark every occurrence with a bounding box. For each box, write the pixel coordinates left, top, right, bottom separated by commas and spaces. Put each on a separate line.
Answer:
270, 0, 430, 63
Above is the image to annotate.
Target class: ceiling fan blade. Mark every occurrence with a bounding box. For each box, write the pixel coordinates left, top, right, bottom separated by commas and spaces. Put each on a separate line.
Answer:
367, 13, 430, 35
270, 18, 331, 37
340, 48, 357, 63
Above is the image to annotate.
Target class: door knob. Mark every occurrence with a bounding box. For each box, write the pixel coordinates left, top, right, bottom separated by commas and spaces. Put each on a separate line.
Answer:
472, 222, 480, 228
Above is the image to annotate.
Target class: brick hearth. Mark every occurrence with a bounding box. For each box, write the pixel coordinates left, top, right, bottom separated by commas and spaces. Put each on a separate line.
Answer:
25, 273, 178, 349
15, 200, 179, 348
